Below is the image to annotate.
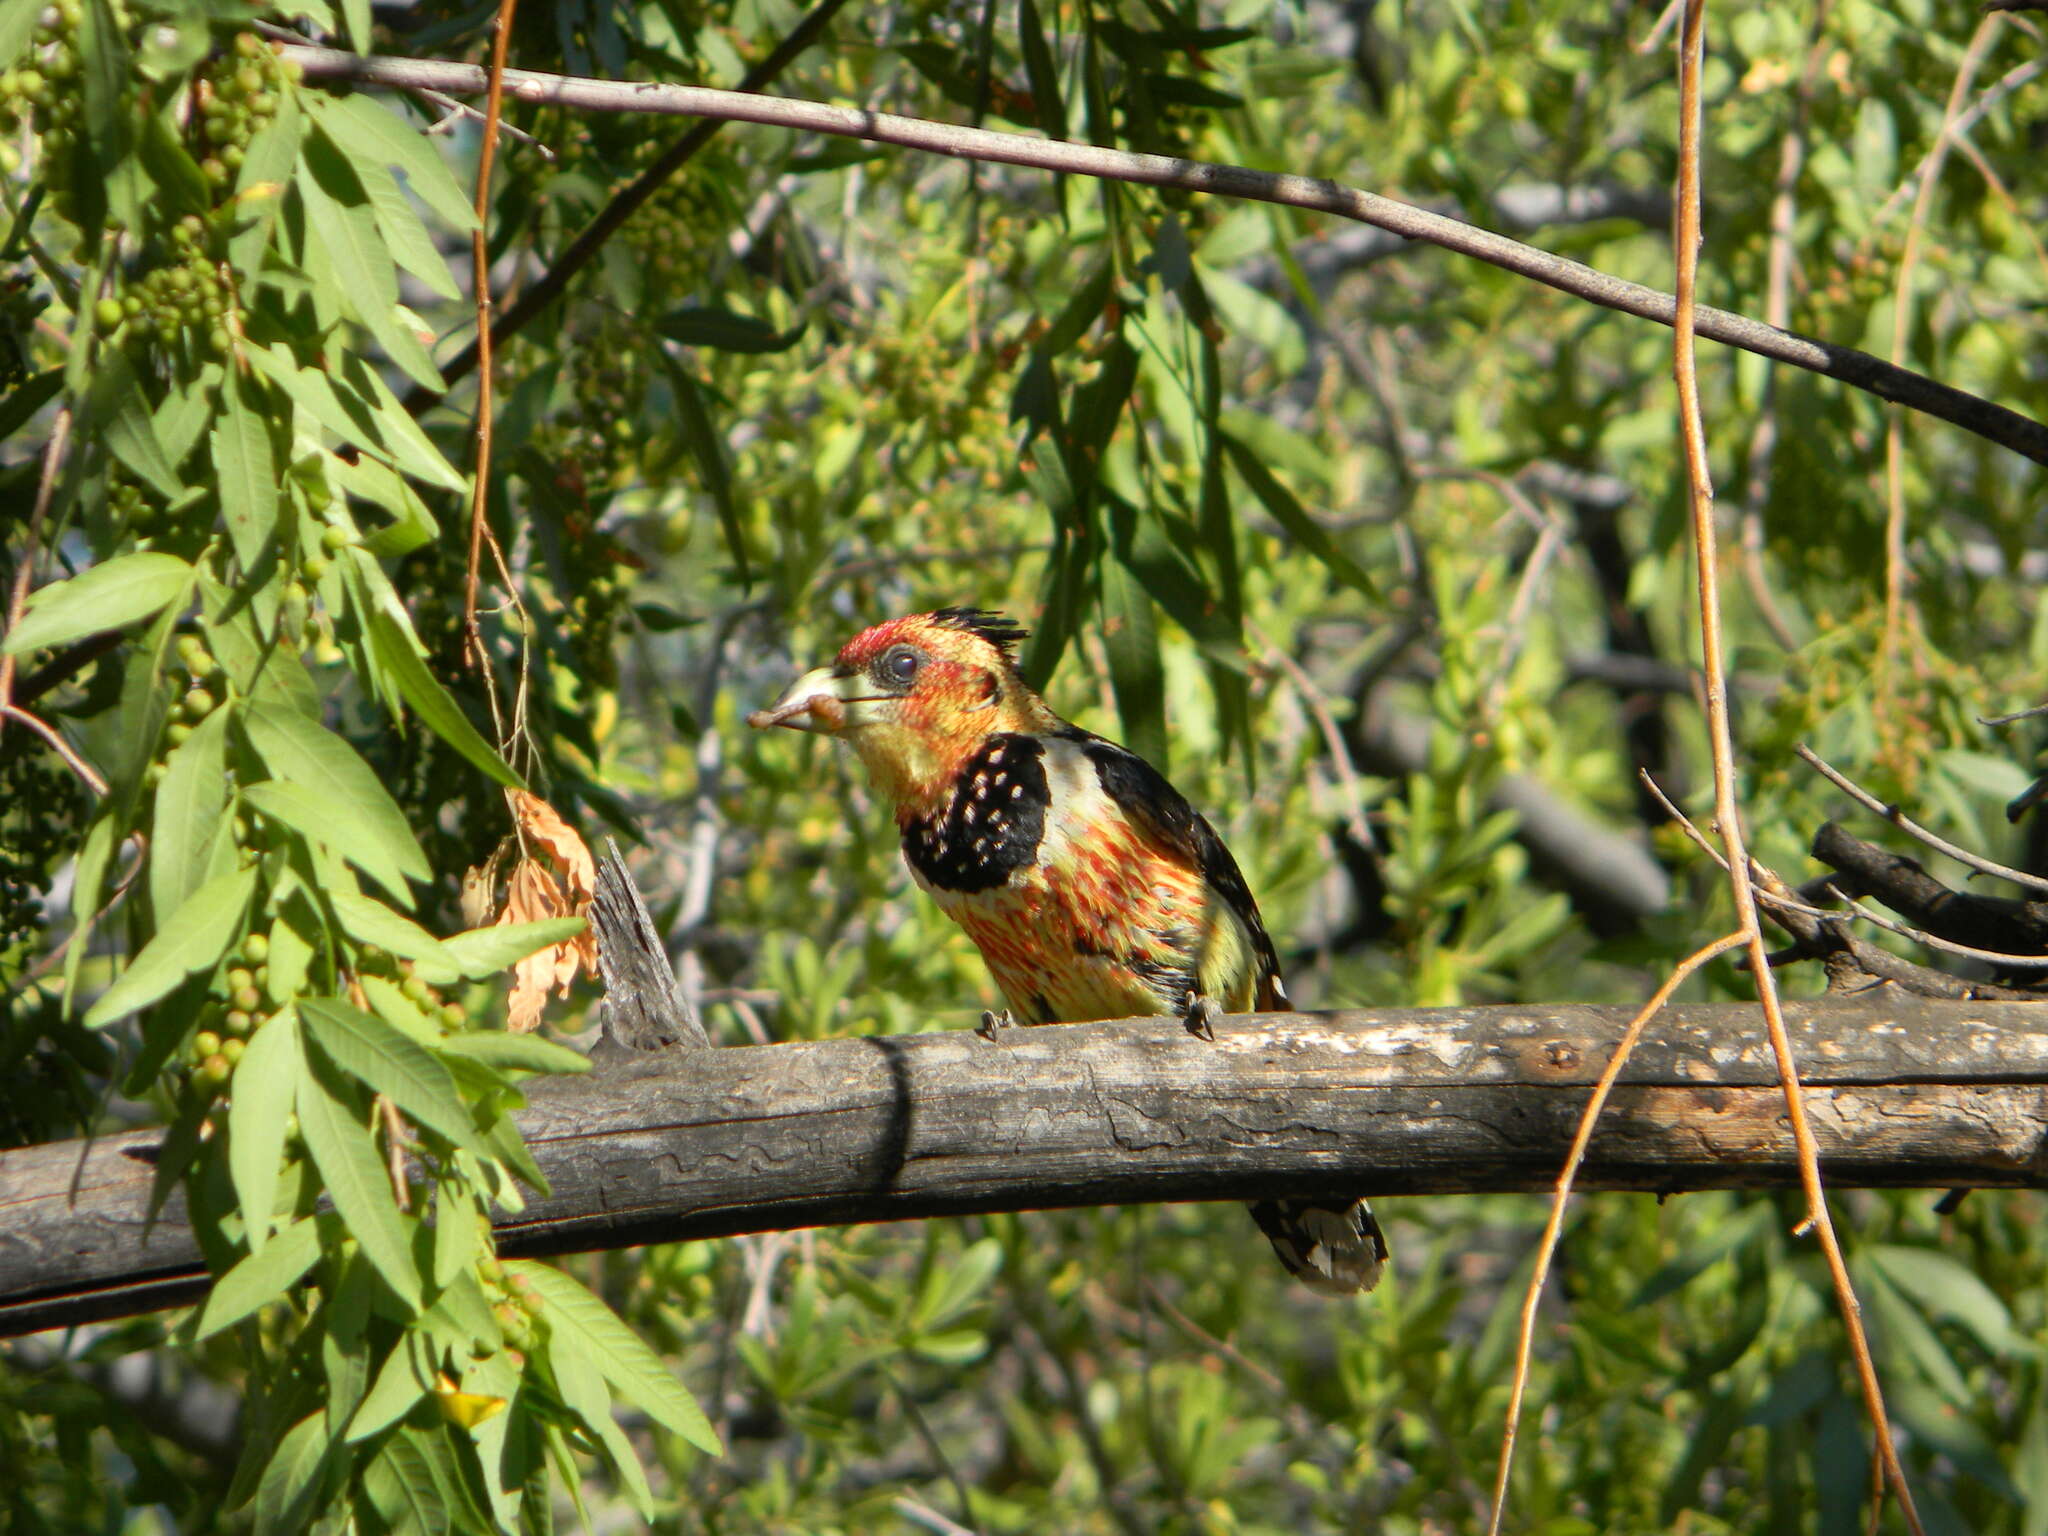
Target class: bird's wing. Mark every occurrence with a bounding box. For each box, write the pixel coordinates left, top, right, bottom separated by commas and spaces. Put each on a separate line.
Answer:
1058, 729, 1289, 1011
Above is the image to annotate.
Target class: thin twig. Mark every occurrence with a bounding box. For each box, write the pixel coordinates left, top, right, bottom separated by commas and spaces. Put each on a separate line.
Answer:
0, 706, 108, 796
1796, 743, 2048, 896
412, 87, 555, 156
461, 0, 519, 673
1817, 882, 2048, 971
1484, 928, 1746, 1536
270, 45, 2048, 467
1248, 621, 1378, 852
1671, 6, 1922, 1529
377, 1095, 411, 1213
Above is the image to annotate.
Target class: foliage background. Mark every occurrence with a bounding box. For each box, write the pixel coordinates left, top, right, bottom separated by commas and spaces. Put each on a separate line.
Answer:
3, 0, 2048, 1531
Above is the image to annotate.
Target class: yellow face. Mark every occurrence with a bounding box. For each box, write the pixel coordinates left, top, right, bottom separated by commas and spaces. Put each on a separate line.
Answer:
747, 612, 1058, 810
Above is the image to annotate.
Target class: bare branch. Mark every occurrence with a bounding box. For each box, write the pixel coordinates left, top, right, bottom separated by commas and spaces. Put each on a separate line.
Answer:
273, 45, 2048, 468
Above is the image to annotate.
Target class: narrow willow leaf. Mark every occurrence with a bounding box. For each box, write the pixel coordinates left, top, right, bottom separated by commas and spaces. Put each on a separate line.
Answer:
90, 346, 184, 499
431, 1186, 478, 1291
3, 552, 193, 656
243, 778, 418, 906
84, 865, 256, 1029
227, 1008, 301, 1253
362, 1429, 451, 1535
346, 1334, 433, 1443
229, 86, 302, 270
1220, 432, 1380, 598
150, 702, 231, 921
1016, 0, 1067, 141
309, 94, 478, 233
660, 358, 749, 585
212, 373, 280, 571
0, 368, 63, 440
508, 1262, 722, 1453
550, 1344, 655, 1519
194, 1215, 322, 1339
296, 1046, 422, 1312
439, 918, 586, 980
242, 703, 429, 901
301, 998, 485, 1156
349, 572, 522, 788
438, 1032, 591, 1077
1867, 1243, 2037, 1358
328, 891, 462, 985
300, 132, 443, 392
1099, 554, 1167, 770
251, 1410, 334, 1536
654, 306, 808, 354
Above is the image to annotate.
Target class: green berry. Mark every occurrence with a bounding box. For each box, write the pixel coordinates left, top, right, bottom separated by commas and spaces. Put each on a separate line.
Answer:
193, 1030, 222, 1059
301, 553, 330, 582
224, 1008, 252, 1036
181, 687, 213, 720
221, 1038, 245, 1067
226, 967, 254, 993
320, 525, 349, 553
233, 985, 262, 1012
241, 932, 269, 963
94, 297, 124, 331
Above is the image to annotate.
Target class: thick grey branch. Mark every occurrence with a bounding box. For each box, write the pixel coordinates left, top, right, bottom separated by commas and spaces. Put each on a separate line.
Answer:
5, 1000, 2048, 1338
279, 45, 2048, 467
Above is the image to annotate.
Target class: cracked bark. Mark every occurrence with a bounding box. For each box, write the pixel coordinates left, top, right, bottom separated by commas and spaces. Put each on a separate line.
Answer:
3, 998, 2047, 1337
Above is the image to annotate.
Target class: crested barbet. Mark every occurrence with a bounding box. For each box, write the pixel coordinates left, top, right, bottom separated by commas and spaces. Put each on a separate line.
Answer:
750, 608, 1386, 1296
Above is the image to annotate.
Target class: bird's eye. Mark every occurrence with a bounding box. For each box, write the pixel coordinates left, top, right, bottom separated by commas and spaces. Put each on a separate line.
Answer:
881, 647, 923, 686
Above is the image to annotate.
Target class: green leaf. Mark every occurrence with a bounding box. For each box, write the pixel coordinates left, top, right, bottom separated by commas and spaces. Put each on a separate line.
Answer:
229, 1009, 302, 1252
212, 371, 281, 571
89, 346, 185, 499
150, 701, 231, 922
301, 998, 486, 1156
346, 1334, 433, 1443
4, 552, 194, 657
229, 86, 303, 271
551, 1342, 655, 1518
299, 131, 442, 392
654, 306, 808, 354
0, 368, 63, 441
308, 94, 479, 234
1100, 552, 1167, 769
1220, 432, 1380, 600
347, 565, 523, 788
1016, 0, 1068, 141
439, 918, 586, 980
438, 1031, 591, 1077
243, 341, 463, 495
252, 1411, 335, 1536
1867, 1244, 2036, 1358
242, 703, 429, 903
84, 865, 256, 1029
362, 1429, 451, 1536
297, 1042, 422, 1312
242, 779, 413, 906
194, 1215, 323, 1339
0, 3, 39, 78
328, 891, 462, 985
661, 358, 749, 584
508, 1262, 722, 1453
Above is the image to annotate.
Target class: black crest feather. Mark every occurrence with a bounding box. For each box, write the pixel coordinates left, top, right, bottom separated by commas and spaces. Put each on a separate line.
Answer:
928, 607, 1029, 660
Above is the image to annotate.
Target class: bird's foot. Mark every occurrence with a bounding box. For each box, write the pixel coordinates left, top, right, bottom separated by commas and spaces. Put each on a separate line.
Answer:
1182, 994, 1223, 1041
976, 1008, 1017, 1043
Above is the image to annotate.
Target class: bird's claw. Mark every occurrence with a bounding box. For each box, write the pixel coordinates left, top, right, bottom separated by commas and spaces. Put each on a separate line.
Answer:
976, 1008, 1016, 1043
1183, 994, 1222, 1041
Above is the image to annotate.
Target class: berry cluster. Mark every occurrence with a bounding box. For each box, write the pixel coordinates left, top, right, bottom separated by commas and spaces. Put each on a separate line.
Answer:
0, 0, 137, 217
183, 932, 273, 1097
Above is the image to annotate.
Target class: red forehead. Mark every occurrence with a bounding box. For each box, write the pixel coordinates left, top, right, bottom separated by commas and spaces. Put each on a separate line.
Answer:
835, 615, 927, 668
834, 613, 995, 670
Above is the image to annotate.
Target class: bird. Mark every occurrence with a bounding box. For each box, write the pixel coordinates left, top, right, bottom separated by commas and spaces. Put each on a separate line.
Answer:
748, 607, 1386, 1295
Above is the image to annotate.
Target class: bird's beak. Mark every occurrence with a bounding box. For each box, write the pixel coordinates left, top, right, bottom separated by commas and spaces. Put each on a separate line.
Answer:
746, 667, 863, 734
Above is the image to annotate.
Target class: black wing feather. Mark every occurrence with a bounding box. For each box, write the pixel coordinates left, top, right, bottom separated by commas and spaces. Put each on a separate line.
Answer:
1059, 728, 1288, 1009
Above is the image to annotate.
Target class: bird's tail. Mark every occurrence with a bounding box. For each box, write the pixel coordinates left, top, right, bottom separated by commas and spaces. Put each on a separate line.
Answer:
1246, 1196, 1388, 1295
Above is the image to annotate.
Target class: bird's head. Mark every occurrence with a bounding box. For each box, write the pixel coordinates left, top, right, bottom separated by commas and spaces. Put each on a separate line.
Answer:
748, 608, 1059, 808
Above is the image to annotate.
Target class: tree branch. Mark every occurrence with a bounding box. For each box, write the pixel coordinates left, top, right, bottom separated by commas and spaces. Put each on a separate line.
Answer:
278, 46, 2048, 467
5, 999, 2047, 1338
